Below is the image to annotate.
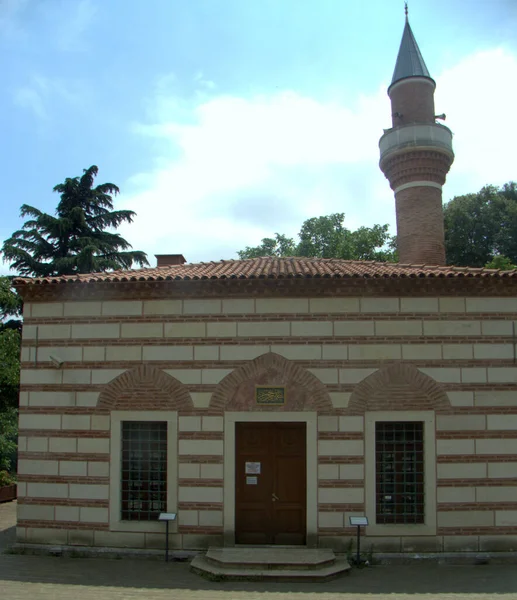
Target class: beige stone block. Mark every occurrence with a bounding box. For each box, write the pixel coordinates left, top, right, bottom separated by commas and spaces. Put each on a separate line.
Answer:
18, 437, 27, 452
488, 368, 517, 383
91, 369, 125, 384
339, 368, 376, 384
220, 345, 269, 360
179, 463, 200, 478
339, 464, 364, 480
18, 460, 59, 476
83, 346, 106, 361
62, 414, 91, 430
22, 325, 37, 340
199, 510, 223, 526
143, 300, 182, 315
20, 348, 31, 362
91, 415, 110, 431
461, 368, 487, 383
477, 486, 517, 502
94, 531, 146, 548
183, 299, 222, 315
437, 439, 475, 455
439, 297, 466, 313
194, 345, 219, 360
495, 511, 517, 526
179, 486, 223, 503
64, 301, 102, 317
375, 321, 423, 336
63, 369, 92, 385
438, 511, 493, 527
102, 301, 142, 316
447, 391, 474, 407
18, 504, 52, 521
488, 462, 517, 478
27, 482, 68, 498
339, 416, 364, 432
321, 345, 347, 360
309, 368, 339, 384
49, 437, 77, 453
200, 464, 224, 479
291, 321, 333, 337
143, 345, 193, 361
237, 321, 290, 337
437, 415, 485, 431
179, 416, 202, 432
206, 322, 235, 338
16, 526, 26, 542
467, 298, 517, 313
88, 461, 109, 477
201, 369, 232, 384
423, 321, 481, 336
37, 346, 82, 362
106, 346, 142, 361
256, 298, 309, 313
27, 437, 48, 452
183, 533, 223, 550
310, 298, 360, 313
19, 413, 61, 430
164, 369, 202, 384
349, 344, 401, 360
60, 461, 88, 476
400, 298, 439, 313
318, 440, 364, 456
26, 527, 68, 545
191, 392, 212, 408
401, 537, 443, 553
165, 322, 206, 338
202, 417, 224, 432
442, 344, 473, 359
55, 505, 80, 521
318, 464, 339, 479
402, 344, 441, 360
476, 438, 517, 455
20, 369, 62, 385
419, 367, 461, 383
77, 438, 109, 454
334, 321, 375, 336
319, 512, 344, 528
361, 298, 399, 313
72, 323, 120, 339
69, 484, 109, 500
31, 303, 63, 317
179, 510, 198, 526
329, 392, 351, 408
179, 440, 223, 455
272, 344, 322, 360
479, 535, 517, 552
121, 323, 162, 338
474, 344, 514, 359
76, 392, 100, 407
222, 299, 255, 314
475, 391, 517, 407
443, 536, 479, 552
318, 416, 339, 432
69, 530, 95, 546
437, 463, 486, 479
80, 507, 109, 523
437, 487, 476, 503
487, 414, 517, 430
319, 487, 364, 504
482, 320, 514, 336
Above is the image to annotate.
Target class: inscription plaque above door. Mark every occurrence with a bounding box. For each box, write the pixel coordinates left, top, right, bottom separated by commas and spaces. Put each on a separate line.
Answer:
256, 386, 285, 405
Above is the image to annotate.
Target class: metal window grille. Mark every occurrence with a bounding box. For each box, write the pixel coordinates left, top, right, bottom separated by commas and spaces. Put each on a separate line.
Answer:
375, 421, 424, 524
121, 421, 167, 521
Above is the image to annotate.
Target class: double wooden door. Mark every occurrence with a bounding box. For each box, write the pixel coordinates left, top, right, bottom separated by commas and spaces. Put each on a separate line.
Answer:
235, 422, 306, 545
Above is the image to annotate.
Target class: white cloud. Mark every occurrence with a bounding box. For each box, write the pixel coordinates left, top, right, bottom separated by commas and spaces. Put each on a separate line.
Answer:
119, 48, 517, 264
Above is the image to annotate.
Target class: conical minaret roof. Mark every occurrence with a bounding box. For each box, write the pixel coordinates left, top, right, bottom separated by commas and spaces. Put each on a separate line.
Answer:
390, 16, 433, 88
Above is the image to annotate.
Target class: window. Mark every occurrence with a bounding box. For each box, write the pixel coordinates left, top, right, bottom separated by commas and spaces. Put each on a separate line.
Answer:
121, 421, 167, 521
375, 421, 424, 524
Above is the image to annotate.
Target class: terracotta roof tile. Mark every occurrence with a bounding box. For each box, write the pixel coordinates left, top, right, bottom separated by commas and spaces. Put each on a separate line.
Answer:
12, 257, 517, 286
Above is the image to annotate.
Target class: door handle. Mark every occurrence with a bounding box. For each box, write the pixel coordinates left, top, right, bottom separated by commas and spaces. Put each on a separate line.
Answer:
272, 493, 279, 502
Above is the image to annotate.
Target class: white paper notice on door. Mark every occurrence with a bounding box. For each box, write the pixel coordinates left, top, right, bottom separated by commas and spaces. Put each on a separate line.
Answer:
246, 476, 258, 485
245, 462, 261, 474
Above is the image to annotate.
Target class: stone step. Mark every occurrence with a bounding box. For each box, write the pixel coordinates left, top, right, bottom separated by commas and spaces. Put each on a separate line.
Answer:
205, 546, 337, 570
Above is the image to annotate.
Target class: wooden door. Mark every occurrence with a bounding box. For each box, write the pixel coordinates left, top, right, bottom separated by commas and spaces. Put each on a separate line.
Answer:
235, 422, 306, 545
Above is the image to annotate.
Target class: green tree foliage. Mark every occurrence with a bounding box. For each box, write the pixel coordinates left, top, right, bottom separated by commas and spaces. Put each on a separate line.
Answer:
444, 182, 517, 267
1, 165, 149, 277
0, 408, 18, 472
238, 214, 397, 262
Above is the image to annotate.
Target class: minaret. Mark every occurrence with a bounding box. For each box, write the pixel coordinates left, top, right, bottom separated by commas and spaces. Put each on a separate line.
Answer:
379, 5, 454, 265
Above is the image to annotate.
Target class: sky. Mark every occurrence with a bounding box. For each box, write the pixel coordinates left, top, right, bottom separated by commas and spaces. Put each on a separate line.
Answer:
1, 0, 517, 273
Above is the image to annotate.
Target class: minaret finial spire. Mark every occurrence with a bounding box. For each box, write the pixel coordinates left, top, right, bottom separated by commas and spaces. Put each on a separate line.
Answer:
404, 2, 408, 21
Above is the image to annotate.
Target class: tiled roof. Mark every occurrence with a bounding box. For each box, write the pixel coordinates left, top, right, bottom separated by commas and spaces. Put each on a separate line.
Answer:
12, 257, 517, 286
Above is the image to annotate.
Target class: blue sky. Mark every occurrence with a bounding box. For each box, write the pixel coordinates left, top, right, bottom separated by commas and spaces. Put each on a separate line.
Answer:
1, 0, 516, 271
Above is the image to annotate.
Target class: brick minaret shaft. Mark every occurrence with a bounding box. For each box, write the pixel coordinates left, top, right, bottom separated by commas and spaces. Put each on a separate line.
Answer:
379, 13, 454, 265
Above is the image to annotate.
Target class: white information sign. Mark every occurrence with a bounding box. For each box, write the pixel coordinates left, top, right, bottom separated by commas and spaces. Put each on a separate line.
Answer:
245, 462, 261, 474
349, 516, 368, 526
246, 476, 258, 485
158, 513, 177, 521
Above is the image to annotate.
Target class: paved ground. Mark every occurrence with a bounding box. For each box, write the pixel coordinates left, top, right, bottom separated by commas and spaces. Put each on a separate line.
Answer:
2, 500, 517, 599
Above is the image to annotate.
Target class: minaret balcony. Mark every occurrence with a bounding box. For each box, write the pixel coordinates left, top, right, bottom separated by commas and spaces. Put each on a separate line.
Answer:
379, 123, 454, 163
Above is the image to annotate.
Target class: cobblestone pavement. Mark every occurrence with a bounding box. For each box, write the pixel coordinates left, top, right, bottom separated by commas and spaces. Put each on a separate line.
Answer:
2, 501, 517, 599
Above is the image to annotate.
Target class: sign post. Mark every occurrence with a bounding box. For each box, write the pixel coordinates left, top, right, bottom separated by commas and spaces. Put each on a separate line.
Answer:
349, 516, 369, 565
158, 513, 177, 562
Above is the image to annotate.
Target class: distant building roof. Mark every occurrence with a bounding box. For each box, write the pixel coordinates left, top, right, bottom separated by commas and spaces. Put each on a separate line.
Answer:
390, 18, 433, 88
